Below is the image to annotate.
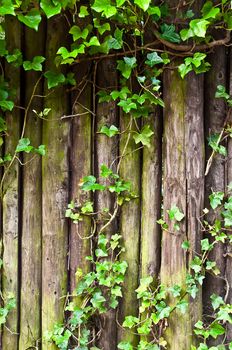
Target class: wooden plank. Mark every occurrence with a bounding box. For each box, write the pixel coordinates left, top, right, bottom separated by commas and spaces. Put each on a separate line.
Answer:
95, 58, 118, 350
69, 61, 92, 292
19, 22, 45, 350
140, 112, 162, 279
203, 47, 227, 328
117, 115, 141, 346
1, 16, 21, 349
161, 68, 204, 348
161, 67, 191, 349
224, 48, 232, 340
41, 16, 70, 350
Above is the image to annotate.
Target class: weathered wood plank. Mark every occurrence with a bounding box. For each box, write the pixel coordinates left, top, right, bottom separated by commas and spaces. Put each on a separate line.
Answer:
203, 47, 227, 333
95, 58, 118, 350
19, 22, 45, 350
117, 115, 141, 346
41, 16, 70, 350
1, 16, 21, 349
69, 61, 92, 292
140, 112, 162, 279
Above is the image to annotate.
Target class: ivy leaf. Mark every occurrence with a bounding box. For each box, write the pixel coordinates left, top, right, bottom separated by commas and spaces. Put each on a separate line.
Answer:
0, 100, 14, 111
209, 191, 224, 210
100, 125, 119, 137
17, 9, 41, 31
0, 0, 15, 15
80, 175, 106, 192
167, 205, 185, 222
215, 85, 230, 100
133, 125, 154, 147
201, 1, 220, 20
176, 299, 188, 314
145, 52, 163, 67
92, 0, 117, 18
16, 138, 33, 153
160, 24, 181, 43
69, 25, 89, 41
134, 0, 151, 11
201, 238, 213, 251
35, 145, 46, 156
182, 240, 190, 250
209, 323, 225, 339
79, 5, 89, 18
23, 56, 45, 71
117, 57, 137, 79
44, 71, 65, 89
189, 19, 210, 37
40, 0, 62, 18
122, 316, 139, 329
118, 341, 133, 350
210, 294, 224, 310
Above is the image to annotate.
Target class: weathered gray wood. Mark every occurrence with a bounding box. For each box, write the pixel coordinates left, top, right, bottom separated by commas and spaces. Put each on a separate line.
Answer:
203, 47, 227, 330
19, 22, 45, 350
2, 16, 21, 349
95, 58, 118, 350
140, 111, 162, 279
117, 116, 141, 346
41, 16, 70, 350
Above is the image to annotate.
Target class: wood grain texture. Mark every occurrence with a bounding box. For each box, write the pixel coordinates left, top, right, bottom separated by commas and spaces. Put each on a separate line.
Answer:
117, 116, 141, 346
140, 112, 162, 279
19, 22, 45, 350
95, 58, 118, 350
203, 47, 227, 329
69, 62, 92, 293
1, 16, 21, 349
41, 16, 70, 350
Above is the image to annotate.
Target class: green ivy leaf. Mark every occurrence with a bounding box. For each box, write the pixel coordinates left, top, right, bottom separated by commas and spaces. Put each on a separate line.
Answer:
69, 25, 89, 41
145, 52, 163, 67
122, 316, 139, 329
201, 1, 220, 20
0, 0, 15, 15
16, 138, 33, 153
40, 0, 62, 18
79, 5, 89, 17
23, 56, 45, 71
167, 205, 185, 222
160, 24, 181, 43
118, 341, 133, 350
0, 100, 14, 111
133, 125, 154, 148
17, 9, 42, 31
189, 19, 210, 37
100, 125, 119, 138
209, 191, 224, 210
134, 0, 151, 11
44, 71, 65, 89
92, 0, 117, 18
209, 323, 225, 339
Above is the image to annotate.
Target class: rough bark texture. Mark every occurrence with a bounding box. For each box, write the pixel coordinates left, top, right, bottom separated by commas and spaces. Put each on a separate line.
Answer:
1, 16, 21, 350
41, 16, 70, 350
117, 116, 141, 346
95, 59, 118, 350
203, 47, 227, 333
19, 23, 45, 350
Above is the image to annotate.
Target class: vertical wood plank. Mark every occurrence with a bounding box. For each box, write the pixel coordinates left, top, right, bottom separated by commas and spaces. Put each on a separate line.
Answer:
95, 58, 118, 350
69, 61, 92, 292
41, 16, 70, 350
117, 115, 141, 345
161, 68, 204, 348
225, 48, 232, 340
19, 22, 45, 350
161, 68, 191, 349
203, 47, 227, 325
140, 112, 162, 279
2, 16, 21, 349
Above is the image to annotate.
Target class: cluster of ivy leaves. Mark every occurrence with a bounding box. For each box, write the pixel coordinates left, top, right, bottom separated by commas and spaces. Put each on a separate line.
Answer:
0, 0, 232, 350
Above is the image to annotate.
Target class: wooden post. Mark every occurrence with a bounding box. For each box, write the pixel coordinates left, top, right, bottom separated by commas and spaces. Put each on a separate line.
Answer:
117, 115, 141, 346
1, 16, 21, 349
41, 16, 70, 349
95, 58, 118, 350
203, 47, 227, 335
19, 21, 45, 350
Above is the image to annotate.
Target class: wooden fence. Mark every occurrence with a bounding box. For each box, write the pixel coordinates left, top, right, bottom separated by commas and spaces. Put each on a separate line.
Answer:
0, 14, 232, 350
